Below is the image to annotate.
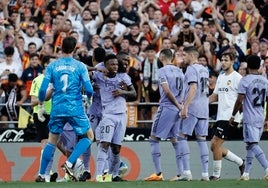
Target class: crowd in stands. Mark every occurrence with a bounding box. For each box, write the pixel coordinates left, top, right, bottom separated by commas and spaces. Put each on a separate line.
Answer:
0, 0, 267, 129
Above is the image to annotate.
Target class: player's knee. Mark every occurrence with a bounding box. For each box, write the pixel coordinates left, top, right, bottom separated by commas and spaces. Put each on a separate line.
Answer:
77, 133, 88, 140
87, 128, 94, 141
177, 134, 187, 141
196, 135, 206, 141
111, 144, 121, 155
100, 141, 110, 150
246, 142, 258, 150
210, 140, 216, 152
170, 137, 177, 143
149, 135, 160, 143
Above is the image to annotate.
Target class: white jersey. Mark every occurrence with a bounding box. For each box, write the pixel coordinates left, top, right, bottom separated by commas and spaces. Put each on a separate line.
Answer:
226, 32, 247, 54
213, 71, 242, 122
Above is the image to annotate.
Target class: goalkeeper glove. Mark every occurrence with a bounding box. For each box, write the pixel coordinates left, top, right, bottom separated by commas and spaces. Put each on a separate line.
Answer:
82, 95, 92, 107
38, 104, 46, 122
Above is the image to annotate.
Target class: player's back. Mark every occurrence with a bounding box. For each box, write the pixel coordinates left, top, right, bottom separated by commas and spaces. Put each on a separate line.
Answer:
241, 74, 268, 125
158, 65, 184, 110
184, 63, 209, 118
47, 57, 90, 116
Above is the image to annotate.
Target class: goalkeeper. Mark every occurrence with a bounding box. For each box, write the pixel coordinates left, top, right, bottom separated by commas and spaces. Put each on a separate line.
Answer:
35, 36, 94, 182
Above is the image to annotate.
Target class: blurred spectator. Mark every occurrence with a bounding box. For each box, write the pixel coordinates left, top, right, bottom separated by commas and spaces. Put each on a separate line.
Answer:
208, 70, 218, 120
20, 53, 43, 100
198, 40, 216, 70
173, 0, 195, 25
212, 7, 256, 55
102, 36, 116, 54
246, 40, 260, 56
66, 1, 84, 44
18, 42, 38, 70
190, 0, 210, 22
137, 1, 159, 22
3, 24, 22, 65
261, 56, 268, 78
139, 38, 149, 60
46, 0, 69, 18
198, 54, 213, 72
150, 9, 165, 34
235, 0, 264, 39
202, 18, 210, 36
201, 20, 220, 50
154, 25, 171, 52
260, 0, 268, 39
87, 34, 101, 55
173, 45, 185, 69
53, 18, 72, 51
51, 12, 64, 34
81, 3, 103, 36
156, 0, 176, 30
194, 21, 204, 39
0, 26, 5, 61
221, 10, 237, 33
238, 61, 248, 77
0, 46, 22, 80
118, 0, 140, 27
129, 40, 142, 72
170, 12, 183, 36
156, 37, 173, 57
258, 38, 268, 62
100, 18, 117, 39
40, 43, 54, 59
102, 8, 127, 37
258, 39, 268, 74
141, 45, 160, 121
171, 18, 201, 48
141, 14, 157, 43
18, 21, 43, 51
119, 36, 130, 53
0, 73, 27, 128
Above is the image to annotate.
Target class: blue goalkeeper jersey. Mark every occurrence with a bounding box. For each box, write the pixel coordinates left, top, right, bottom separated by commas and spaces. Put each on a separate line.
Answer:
39, 56, 93, 117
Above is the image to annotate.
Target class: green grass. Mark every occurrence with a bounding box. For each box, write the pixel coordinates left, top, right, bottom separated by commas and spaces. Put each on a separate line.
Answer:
1, 180, 268, 188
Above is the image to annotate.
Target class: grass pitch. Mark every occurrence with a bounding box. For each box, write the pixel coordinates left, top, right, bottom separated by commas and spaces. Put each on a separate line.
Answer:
1, 180, 267, 188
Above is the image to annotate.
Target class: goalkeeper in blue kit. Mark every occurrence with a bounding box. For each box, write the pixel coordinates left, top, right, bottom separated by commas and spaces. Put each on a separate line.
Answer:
35, 36, 94, 182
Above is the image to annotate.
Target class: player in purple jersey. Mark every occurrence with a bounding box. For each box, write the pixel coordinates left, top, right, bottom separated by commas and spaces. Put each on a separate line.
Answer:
36, 37, 94, 182
209, 52, 244, 181
92, 54, 136, 182
144, 49, 184, 181
178, 46, 210, 181
230, 55, 268, 181
84, 47, 106, 180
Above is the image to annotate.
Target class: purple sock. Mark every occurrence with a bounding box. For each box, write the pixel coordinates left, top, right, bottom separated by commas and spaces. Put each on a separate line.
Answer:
172, 142, 183, 175
150, 139, 161, 174
197, 139, 209, 173
96, 145, 108, 175
251, 144, 268, 170
178, 138, 190, 171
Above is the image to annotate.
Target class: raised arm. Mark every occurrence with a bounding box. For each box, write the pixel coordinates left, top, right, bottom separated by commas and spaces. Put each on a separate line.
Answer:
211, 7, 226, 38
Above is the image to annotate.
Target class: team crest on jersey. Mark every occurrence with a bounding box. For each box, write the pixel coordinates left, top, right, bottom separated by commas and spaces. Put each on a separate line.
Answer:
227, 80, 231, 86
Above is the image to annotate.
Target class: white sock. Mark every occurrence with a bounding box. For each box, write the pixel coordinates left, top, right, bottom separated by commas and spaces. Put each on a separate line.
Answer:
224, 150, 243, 166
213, 160, 222, 177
